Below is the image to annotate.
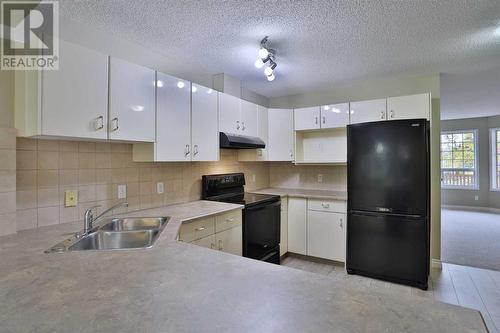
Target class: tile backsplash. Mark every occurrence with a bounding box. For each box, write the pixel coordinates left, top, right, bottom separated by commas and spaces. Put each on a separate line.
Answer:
0, 128, 16, 236
269, 162, 347, 191
16, 138, 269, 231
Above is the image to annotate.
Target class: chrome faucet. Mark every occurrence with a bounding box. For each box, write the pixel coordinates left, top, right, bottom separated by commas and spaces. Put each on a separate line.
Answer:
83, 202, 129, 234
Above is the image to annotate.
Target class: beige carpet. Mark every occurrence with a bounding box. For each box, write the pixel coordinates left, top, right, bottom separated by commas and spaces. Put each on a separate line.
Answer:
441, 209, 500, 271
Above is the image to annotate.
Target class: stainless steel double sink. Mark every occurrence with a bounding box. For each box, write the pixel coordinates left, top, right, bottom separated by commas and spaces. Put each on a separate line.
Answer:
46, 217, 170, 253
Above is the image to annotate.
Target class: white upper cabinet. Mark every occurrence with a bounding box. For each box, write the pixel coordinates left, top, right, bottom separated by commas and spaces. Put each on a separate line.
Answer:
155, 73, 191, 161
191, 83, 219, 161
36, 39, 109, 139
109, 57, 155, 142
238, 105, 269, 161
320, 103, 350, 129
294, 107, 321, 130
387, 93, 431, 120
219, 93, 240, 134
268, 108, 294, 161
349, 98, 387, 124
240, 99, 259, 137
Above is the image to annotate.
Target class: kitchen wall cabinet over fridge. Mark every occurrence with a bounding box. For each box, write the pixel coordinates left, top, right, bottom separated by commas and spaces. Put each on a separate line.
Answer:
386, 93, 431, 120
15, 39, 108, 139
349, 99, 387, 125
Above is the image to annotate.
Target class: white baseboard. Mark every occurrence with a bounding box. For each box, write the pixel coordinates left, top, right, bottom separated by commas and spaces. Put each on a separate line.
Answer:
442, 205, 500, 214
431, 259, 442, 269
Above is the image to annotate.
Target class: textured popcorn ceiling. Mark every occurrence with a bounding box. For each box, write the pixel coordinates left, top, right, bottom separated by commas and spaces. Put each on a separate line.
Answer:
59, 0, 500, 98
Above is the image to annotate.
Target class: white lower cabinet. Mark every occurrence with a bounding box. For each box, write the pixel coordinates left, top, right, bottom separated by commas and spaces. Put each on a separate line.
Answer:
286, 197, 346, 262
307, 210, 345, 262
287, 197, 307, 255
179, 209, 242, 256
280, 197, 288, 256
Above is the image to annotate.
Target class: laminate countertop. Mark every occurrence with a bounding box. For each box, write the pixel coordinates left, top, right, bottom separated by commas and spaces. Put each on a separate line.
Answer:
251, 187, 348, 201
0, 200, 486, 333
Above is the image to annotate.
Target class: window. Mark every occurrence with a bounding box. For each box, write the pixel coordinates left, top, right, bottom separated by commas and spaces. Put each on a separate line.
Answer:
491, 128, 500, 190
440, 130, 478, 188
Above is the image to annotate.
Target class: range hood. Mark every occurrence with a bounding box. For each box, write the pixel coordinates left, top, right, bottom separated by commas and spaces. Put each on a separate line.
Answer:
219, 132, 266, 149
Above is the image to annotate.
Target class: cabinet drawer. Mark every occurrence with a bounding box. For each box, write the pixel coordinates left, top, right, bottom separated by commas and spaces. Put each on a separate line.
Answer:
179, 217, 215, 242
215, 210, 242, 233
308, 199, 346, 213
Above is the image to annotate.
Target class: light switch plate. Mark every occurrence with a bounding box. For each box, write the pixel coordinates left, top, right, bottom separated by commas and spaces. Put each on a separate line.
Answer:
118, 185, 127, 199
64, 190, 78, 207
156, 182, 164, 194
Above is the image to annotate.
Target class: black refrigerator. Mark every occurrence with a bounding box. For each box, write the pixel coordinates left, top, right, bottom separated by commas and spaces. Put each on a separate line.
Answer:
346, 119, 430, 290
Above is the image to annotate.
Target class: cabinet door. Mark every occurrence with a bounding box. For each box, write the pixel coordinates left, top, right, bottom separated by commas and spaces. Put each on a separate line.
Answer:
41, 39, 108, 139
216, 225, 242, 256
280, 197, 288, 256
268, 108, 294, 161
109, 57, 155, 142
349, 99, 386, 124
387, 93, 430, 120
155, 73, 191, 161
237, 105, 268, 161
219, 93, 241, 134
294, 107, 321, 130
320, 103, 349, 129
192, 84, 219, 161
307, 211, 345, 262
287, 197, 307, 255
240, 99, 258, 137
191, 234, 216, 250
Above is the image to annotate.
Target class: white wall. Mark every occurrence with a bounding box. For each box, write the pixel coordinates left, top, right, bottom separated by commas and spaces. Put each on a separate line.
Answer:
441, 69, 500, 120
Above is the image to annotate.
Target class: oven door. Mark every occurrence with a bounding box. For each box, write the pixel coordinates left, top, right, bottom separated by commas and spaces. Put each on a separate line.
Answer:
243, 200, 281, 260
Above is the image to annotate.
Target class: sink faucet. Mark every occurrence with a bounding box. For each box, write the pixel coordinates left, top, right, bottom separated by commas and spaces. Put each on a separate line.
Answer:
83, 202, 129, 234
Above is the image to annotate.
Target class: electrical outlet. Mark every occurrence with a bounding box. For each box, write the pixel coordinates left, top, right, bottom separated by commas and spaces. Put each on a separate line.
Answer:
317, 174, 323, 183
64, 190, 78, 207
157, 182, 164, 194
252, 174, 256, 183
474, 195, 479, 201
117, 185, 127, 199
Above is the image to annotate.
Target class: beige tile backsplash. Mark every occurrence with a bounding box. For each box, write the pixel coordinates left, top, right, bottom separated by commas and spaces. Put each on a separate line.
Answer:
269, 162, 347, 191
15, 138, 270, 230
0, 128, 17, 236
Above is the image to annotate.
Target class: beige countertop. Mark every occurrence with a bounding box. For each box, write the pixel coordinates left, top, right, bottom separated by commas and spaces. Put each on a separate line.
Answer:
0, 200, 486, 333
251, 187, 348, 201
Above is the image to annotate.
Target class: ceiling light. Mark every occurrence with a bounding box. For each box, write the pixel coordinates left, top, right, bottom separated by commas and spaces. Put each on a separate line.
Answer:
177, 81, 185, 89
258, 47, 269, 59
267, 73, 275, 82
264, 60, 277, 76
191, 85, 197, 93
255, 59, 264, 68
156, 80, 164, 88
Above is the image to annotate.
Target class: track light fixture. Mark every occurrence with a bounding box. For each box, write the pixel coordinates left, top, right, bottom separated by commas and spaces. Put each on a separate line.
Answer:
256, 36, 277, 81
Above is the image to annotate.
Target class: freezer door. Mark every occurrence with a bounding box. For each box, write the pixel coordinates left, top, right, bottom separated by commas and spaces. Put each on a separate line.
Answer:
347, 212, 429, 286
347, 119, 429, 216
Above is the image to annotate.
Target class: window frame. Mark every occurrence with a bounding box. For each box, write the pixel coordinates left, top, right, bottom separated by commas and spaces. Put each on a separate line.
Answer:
490, 128, 500, 192
440, 129, 479, 190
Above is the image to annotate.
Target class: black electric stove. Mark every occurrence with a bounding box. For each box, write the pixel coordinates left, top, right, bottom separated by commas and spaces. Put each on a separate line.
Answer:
202, 173, 281, 264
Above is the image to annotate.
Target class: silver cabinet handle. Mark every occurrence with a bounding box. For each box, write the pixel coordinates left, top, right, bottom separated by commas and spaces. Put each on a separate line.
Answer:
315, 117, 318, 125
195, 226, 205, 231
322, 203, 330, 208
218, 239, 223, 251
226, 217, 234, 222
236, 120, 240, 130
210, 243, 215, 249
111, 117, 119, 131
380, 111, 385, 119
322, 116, 326, 124
95, 116, 104, 130
340, 219, 343, 228
390, 110, 395, 119
241, 121, 246, 131
289, 150, 293, 157
193, 144, 199, 156
185, 144, 191, 157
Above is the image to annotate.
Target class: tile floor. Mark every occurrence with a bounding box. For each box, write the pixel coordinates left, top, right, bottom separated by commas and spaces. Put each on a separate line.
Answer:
282, 255, 500, 333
